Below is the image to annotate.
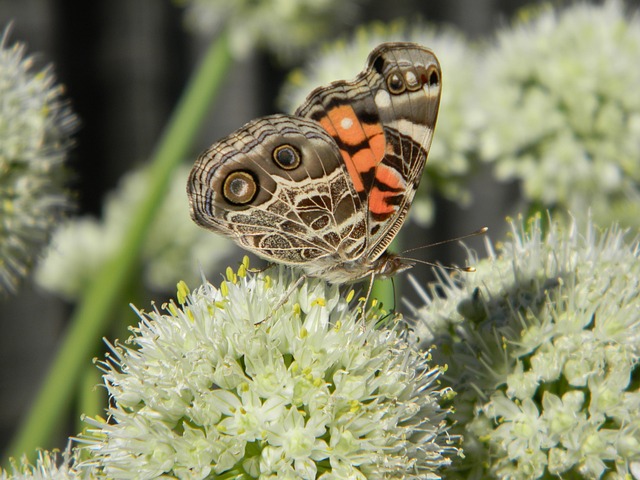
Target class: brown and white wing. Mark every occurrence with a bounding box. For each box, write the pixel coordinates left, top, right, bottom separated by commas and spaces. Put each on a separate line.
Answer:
187, 114, 367, 268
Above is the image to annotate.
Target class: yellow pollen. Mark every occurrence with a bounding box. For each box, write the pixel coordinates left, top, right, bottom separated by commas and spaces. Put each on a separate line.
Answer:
176, 280, 190, 304
237, 263, 247, 278
311, 297, 326, 307
346, 289, 355, 302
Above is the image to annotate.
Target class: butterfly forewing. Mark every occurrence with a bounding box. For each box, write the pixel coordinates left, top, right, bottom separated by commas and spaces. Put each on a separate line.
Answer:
364, 44, 441, 258
295, 44, 441, 260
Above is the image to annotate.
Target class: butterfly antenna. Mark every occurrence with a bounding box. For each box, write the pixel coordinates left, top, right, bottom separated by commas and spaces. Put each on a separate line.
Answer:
397, 226, 488, 273
400, 227, 488, 255
398, 257, 477, 273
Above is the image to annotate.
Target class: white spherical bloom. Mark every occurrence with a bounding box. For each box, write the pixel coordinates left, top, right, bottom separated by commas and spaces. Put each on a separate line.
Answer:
407, 215, 640, 479
81, 260, 459, 479
0, 29, 77, 294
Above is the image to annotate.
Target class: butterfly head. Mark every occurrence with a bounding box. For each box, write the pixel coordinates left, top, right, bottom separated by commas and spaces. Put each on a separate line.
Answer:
373, 252, 415, 279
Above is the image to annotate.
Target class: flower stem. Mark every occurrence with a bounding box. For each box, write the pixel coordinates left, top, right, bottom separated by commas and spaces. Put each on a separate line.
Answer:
4, 31, 233, 464
371, 278, 395, 315
76, 365, 104, 435
371, 234, 403, 314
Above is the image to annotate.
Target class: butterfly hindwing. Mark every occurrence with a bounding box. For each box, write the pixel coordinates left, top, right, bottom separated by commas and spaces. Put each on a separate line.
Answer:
187, 114, 367, 266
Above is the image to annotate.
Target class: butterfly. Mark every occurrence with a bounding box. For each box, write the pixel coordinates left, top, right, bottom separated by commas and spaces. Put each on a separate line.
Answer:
187, 42, 442, 285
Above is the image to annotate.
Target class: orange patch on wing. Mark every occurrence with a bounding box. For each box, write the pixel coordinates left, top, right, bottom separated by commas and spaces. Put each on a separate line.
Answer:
363, 122, 384, 139
319, 115, 338, 137
368, 186, 397, 217
339, 149, 365, 192
368, 133, 385, 163
351, 147, 378, 175
374, 164, 404, 191
327, 105, 366, 145
318, 106, 388, 194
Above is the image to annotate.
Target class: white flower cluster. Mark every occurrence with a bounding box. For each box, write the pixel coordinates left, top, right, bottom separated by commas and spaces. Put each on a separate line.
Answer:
0, 29, 77, 294
478, 0, 640, 226
408, 215, 640, 479
35, 164, 233, 299
81, 260, 458, 479
279, 20, 479, 226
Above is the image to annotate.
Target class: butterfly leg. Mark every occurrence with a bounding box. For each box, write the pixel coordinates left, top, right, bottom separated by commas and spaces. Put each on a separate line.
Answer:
356, 271, 377, 322
248, 261, 275, 275
256, 272, 307, 326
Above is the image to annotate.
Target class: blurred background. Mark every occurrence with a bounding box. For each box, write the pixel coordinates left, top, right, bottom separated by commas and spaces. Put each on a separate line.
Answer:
0, 0, 584, 460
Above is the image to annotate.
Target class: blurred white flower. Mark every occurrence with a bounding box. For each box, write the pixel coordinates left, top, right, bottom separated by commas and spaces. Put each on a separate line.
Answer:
81, 260, 459, 478
0, 28, 77, 294
280, 21, 481, 226
36, 164, 233, 300
0, 447, 95, 480
478, 1, 640, 228
407, 214, 640, 479
180, 0, 362, 60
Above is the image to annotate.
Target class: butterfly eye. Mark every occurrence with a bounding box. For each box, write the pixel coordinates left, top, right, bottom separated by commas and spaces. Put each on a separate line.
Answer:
386, 72, 406, 94
272, 144, 301, 170
223, 170, 257, 205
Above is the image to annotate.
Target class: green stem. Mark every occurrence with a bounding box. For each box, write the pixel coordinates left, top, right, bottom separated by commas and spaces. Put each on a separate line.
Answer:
76, 364, 105, 435
4, 31, 233, 464
371, 277, 396, 315
371, 233, 403, 317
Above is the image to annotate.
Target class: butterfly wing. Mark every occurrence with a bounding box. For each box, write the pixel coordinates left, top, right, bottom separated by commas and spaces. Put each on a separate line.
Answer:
188, 42, 441, 283
187, 114, 367, 268
295, 42, 442, 262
